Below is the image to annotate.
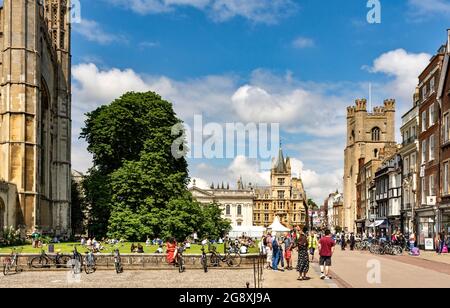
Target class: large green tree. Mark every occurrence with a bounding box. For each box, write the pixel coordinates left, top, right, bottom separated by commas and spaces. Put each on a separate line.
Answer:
80, 91, 230, 240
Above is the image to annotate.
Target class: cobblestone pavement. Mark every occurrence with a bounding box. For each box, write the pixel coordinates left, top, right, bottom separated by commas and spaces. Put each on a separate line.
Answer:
263, 254, 336, 288
0, 269, 255, 288
329, 249, 450, 288
412, 251, 450, 265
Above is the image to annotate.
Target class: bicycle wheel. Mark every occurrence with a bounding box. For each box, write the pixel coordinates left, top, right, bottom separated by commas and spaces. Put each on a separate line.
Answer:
210, 254, 220, 267
180, 258, 185, 273
115, 261, 123, 274
3, 261, 11, 276
30, 256, 48, 269
392, 246, 402, 256
85, 263, 96, 274
84, 256, 96, 274
201, 256, 208, 273
55, 256, 71, 268
226, 253, 242, 267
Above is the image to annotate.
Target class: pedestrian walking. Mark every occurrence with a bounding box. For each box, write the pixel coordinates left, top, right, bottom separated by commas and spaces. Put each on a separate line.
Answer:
341, 232, 346, 251
265, 233, 273, 269
438, 228, 446, 255
277, 238, 285, 271
296, 228, 310, 281
409, 232, 416, 251
283, 232, 293, 270
272, 236, 281, 271
319, 229, 336, 280
308, 231, 318, 262
350, 233, 355, 251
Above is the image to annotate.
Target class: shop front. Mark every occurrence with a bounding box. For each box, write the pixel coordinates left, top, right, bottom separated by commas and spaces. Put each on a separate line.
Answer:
388, 216, 401, 237
355, 219, 365, 236
441, 207, 450, 234
416, 210, 436, 250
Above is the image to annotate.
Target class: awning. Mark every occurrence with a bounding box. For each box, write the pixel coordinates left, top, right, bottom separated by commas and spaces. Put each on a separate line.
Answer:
368, 220, 385, 228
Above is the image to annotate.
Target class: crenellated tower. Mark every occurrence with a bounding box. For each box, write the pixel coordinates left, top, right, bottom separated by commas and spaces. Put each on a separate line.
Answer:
343, 98, 396, 232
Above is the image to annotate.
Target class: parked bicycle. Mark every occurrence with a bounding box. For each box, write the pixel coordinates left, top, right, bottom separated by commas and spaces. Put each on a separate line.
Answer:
69, 245, 84, 274
113, 248, 123, 274
209, 244, 242, 268
201, 245, 208, 273
177, 245, 186, 273
355, 240, 371, 251
368, 240, 402, 256
84, 250, 96, 274
3, 248, 23, 275
30, 249, 71, 269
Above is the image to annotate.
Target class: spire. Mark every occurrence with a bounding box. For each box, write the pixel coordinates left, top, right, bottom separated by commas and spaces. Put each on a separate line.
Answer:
227, 183, 230, 190
210, 182, 214, 189
274, 146, 287, 173
221, 182, 224, 189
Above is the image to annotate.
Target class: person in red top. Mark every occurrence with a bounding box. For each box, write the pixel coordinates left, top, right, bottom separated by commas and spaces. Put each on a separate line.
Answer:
318, 229, 335, 280
166, 237, 178, 265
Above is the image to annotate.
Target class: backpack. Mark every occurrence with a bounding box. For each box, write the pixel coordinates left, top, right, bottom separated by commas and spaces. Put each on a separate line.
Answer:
411, 247, 420, 256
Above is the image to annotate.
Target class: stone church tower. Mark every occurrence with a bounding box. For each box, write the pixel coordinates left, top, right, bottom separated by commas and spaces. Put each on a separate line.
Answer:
0, 0, 71, 236
343, 99, 396, 233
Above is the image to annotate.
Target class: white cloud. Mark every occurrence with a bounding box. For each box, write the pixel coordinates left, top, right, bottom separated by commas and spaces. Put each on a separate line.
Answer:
190, 156, 342, 203
73, 19, 126, 45
71, 48, 428, 200
139, 41, 161, 49
292, 37, 315, 49
230, 82, 348, 138
367, 48, 431, 110
408, 0, 450, 16
107, 0, 297, 24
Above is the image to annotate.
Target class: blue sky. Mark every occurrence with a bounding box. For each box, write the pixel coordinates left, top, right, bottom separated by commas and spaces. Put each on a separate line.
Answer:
70, 0, 450, 201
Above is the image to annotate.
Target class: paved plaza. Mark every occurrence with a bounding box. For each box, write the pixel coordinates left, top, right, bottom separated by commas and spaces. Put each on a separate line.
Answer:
1, 249, 448, 288
0, 269, 255, 288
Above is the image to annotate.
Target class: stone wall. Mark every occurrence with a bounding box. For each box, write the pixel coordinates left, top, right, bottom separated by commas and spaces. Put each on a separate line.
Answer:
0, 253, 264, 270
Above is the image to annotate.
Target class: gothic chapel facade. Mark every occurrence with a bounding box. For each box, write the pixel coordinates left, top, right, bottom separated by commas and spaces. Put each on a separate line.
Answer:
0, 0, 71, 236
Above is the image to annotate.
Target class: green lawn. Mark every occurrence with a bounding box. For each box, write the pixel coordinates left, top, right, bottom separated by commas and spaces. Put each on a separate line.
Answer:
0, 242, 259, 255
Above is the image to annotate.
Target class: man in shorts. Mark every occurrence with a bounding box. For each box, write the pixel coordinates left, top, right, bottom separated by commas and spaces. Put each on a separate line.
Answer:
283, 232, 293, 270
318, 229, 335, 280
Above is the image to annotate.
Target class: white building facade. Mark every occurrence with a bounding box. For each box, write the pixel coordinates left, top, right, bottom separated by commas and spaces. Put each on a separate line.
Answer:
189, 182, 254, 228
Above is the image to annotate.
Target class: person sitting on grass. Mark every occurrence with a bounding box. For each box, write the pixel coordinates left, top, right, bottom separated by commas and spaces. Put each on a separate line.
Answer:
156, 245, 163, 254
137, 243, 144, 253
131, 243, 137, 253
